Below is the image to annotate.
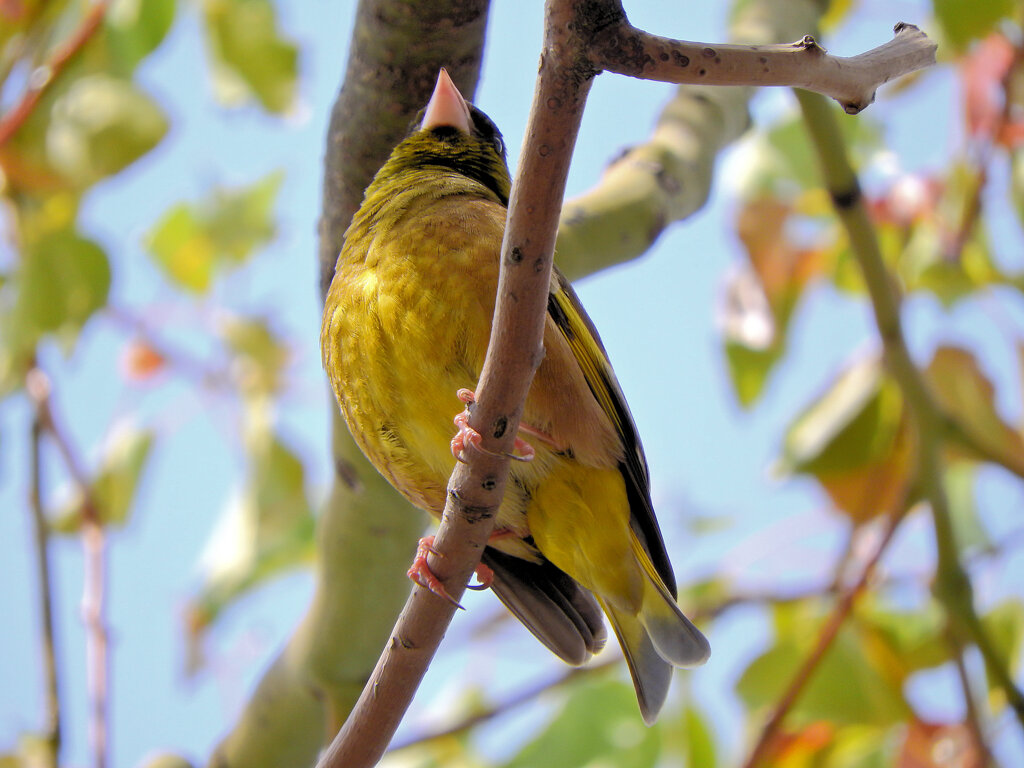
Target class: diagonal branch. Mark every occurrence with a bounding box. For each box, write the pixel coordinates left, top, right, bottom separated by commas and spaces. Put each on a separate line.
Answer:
741, 510, 907, 768
28, 406, 61, 768
316, 4, 937, 765
27, 367, 110, 768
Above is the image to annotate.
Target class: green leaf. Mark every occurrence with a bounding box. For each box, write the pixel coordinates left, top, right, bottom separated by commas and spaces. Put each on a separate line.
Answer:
144, 172, 283, 293
218, 314, 288, 399
737, 603, 909, 727
933, 0, 1014, 53
51, 425, 155, 533
781, 354, 901, 475
46, 74, 168, 187
680, 706, 717, 768
146, 204, 215, 292
206, 172, 283, 263
856, 600, 949, 679
202, 0, 298, 113
926, 346, 1024, 470
11, 229, 111, 349
944, 463, 991, 556
104, 0, 177, 75
503, 678, 660, 768
186, 427, 313, 645
981, 599, 1024, 708
724, 340, 782, 407
736, 111, 880, 200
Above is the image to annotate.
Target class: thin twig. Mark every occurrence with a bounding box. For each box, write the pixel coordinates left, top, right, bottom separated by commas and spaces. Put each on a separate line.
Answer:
948, 630, 993, 767
27, 367, 110, 768
28, 405, 61, 768
741, 510, 906, 768
0, 1, 109, 146
794, 87, 1024, 733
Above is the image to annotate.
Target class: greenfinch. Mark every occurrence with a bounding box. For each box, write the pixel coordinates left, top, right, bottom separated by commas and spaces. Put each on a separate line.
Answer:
321, 69, 709, 723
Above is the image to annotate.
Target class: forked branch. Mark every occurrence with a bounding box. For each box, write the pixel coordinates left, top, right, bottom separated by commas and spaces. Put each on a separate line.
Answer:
317, 2, 936, 766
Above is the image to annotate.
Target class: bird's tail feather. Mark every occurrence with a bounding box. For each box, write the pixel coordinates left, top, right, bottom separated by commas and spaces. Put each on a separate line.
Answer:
598, 533, 710, 725
629, 531, 711, 668
598, 597, 673, 726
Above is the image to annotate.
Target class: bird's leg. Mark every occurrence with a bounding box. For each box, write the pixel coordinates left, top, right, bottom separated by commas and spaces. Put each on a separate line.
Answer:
451, 388, 557, 463
407, 535, 495, 607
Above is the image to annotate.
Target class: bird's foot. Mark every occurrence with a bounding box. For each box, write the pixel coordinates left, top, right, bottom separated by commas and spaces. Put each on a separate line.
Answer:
407, 535, 495, 607
450, 388, 537, 463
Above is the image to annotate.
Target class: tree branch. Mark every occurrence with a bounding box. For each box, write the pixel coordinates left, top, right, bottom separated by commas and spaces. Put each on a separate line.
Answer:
592, 21, 935, 114
741, 508, 906, 768
0, 1, 108, 146
315, 4, 937, 765
28, 405, 61, 768
794, 87, 1024, 733
27, 367, 111, 768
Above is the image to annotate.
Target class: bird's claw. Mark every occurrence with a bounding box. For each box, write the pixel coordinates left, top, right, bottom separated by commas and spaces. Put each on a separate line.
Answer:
407, 536, 495, 606
451, 389, 536, 463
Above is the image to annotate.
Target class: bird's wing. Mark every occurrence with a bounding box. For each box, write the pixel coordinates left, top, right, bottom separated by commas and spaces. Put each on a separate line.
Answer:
540, 267, 678, 597
482, 547, 607, 665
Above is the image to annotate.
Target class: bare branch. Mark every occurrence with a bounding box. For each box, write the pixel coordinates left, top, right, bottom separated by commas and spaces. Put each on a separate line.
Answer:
28, 407, 61, 768
593, 21, 936, 115
27, 367, 110, 768
316, 1, 596, 764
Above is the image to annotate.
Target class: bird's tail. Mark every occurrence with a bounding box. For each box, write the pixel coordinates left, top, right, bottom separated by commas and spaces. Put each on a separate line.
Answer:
599, 531, 710, 725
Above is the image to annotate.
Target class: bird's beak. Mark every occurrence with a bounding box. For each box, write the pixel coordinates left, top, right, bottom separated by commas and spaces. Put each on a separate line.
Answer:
421, 68, 473, 134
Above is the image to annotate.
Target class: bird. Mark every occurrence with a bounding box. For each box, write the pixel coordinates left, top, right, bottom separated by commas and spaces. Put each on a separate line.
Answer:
321, 68, 709, 724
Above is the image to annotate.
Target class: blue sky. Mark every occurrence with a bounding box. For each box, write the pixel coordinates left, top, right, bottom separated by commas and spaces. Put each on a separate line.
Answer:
4, 1, 1024, 766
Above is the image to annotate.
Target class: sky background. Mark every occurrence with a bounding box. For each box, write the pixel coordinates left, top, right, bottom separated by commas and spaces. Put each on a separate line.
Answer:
4, 1, 1024, 766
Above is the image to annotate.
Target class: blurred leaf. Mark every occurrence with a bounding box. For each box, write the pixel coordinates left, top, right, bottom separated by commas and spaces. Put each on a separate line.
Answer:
780, 353, 913, 522
981, 599, 1024, 709
119, 338, 167, 382
145, 172, 283, 293
11, 228, 111, 348
738, 602, 909, 727
503, 678, 660, 768
944, 463, 991, 556
104, 0, 177, 75
146, 204, 216, 291
46, 73, 168, 187
722, 198, 827, 406
782, 354, 895, 473
856, 601, 949, 682
925, 346, 1024, 469
736, 110, 880, 201
202, 0, 298, 113
897, 719, 977, 768
206, 172, 282, 263
218, 313, 289, 399
1012, 150, 1024, 231
934, 0, 1014, 53
185, 427, 313, 652
51, 425, 156, 533
680, 706, 717, 768
758, 721, 834, 768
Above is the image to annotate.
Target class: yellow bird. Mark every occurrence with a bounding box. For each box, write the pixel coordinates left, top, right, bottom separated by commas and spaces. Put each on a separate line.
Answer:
321, 69, 709, 723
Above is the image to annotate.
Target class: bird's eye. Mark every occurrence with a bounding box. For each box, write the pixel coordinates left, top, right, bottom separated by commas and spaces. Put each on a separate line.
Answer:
492, 136, 504, 155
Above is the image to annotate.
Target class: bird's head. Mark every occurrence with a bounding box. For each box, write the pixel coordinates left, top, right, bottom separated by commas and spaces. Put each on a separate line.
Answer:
384, 69, 512, 206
